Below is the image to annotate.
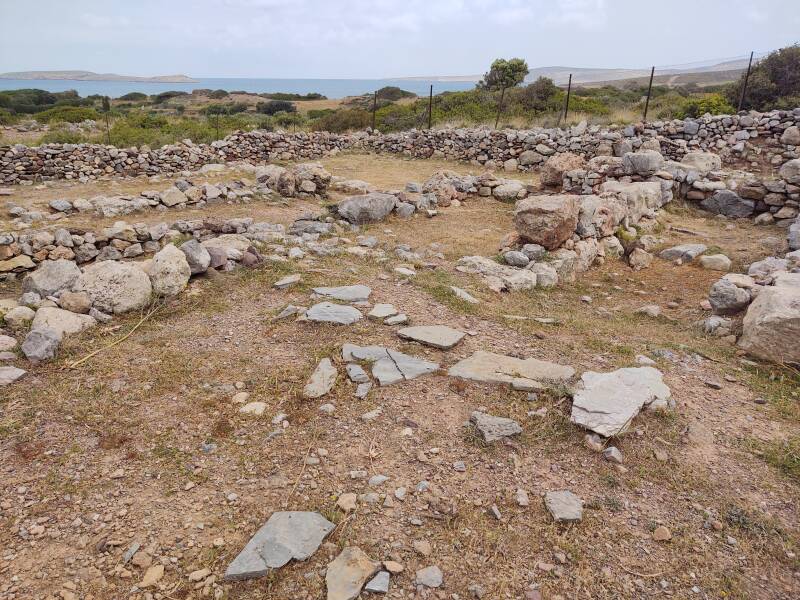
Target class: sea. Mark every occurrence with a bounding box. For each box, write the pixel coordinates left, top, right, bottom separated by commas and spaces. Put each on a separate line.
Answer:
0, 77, 476, 99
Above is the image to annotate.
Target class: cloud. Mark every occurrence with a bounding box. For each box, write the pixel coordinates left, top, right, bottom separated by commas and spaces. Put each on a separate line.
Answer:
490, 0, 607, 30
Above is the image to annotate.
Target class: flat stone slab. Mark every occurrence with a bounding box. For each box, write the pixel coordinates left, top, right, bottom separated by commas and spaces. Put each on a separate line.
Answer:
312, 285, 371, 302
397, 325, 466, 350
0, 366, 26, 386
274, 274, 301, 289
306, 302, 363, 325
368, 303, 398, 320
448, 350, 575, 386
346, 363, 370, 383
470, 411, 522, 442
365, 570, 390, 593
224, 511, 335, 581
450, 286, 480, 304
342, 343, 438, 386
570, 366, 672, 437
303, 358, 337, 398
659, 244, 707, 262
545, 490, 583, 522
326, 546, 380, 600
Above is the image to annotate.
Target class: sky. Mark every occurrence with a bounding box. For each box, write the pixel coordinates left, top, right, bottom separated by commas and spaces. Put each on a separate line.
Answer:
1, 0, 798, 79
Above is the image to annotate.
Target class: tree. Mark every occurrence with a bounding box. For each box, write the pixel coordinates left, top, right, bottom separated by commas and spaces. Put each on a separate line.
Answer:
478, 58, 529, 128
520, 77, 560, 113
256, 100, 296, 115
726, 45, 800, 111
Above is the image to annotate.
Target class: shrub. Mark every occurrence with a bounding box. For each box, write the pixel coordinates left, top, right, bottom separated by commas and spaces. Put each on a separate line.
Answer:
376, 86, 416, 101
676, 94, 735, 119
260, 92, 326, 101
519, 77, 561, 113
36, 106, 100, 123
0, 108, 16, 125
311, 108, 370, 132
38, 129, 87, 144
256, 100, 296, 115
209, 89, 229, 99
119, 92, 148, 101
152, 91, 189, 104
725, 45, 800, 111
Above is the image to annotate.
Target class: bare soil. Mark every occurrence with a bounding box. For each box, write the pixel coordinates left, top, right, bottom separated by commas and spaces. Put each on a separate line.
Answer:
0, 153, 798, 600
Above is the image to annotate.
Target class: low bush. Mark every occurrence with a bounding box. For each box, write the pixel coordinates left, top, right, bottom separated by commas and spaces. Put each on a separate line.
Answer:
310, 108, 370, 132
675, 93, 735, 119
36, 106, 100, 123
119, 92, 148, 101
256, 100, 296, 115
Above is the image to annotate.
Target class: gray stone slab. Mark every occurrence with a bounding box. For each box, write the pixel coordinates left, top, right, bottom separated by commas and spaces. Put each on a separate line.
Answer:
224, 511, 334, 581
306, 302, 363, 325
312, 285, 371, 302
470, 411, 522, 442
397, 325, 466, 350
448, 351, 574, 386
545, 490, 583, 523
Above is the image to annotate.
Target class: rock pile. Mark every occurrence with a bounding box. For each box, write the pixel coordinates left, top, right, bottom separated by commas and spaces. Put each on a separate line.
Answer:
706, 246, 800, 365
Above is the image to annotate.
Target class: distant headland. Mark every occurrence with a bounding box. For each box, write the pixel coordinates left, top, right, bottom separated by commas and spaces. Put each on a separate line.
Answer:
0, 70, 198, 83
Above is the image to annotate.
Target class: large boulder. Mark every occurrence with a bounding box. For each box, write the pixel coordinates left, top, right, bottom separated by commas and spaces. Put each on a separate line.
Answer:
541, 153, 586, 188
779, 159, 800, 185
149, 245, 190, 297
780, 126, 800, 146
492, 181, 526, 202
335, 193, 397, 224
513, 195, 579, 250
700, 190, 754, 217
73, 261, 152, 314
575, 194, 627, 238
680, 151, 721, 173
599, 181, 663, 222
709, 279, 751, 315
180, 239, 211, 275
160, 186, 188, 207
21, 327, 62, 363
31, 307, 96, 337
622, 150, 664, 177
21, 259, 81, 297
738, 286, 800, 365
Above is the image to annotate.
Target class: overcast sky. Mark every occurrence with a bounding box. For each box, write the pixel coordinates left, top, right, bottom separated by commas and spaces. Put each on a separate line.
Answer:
1, 0, 798, 78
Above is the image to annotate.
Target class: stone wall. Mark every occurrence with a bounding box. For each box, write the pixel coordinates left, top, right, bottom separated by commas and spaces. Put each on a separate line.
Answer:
2, 109, 799, 185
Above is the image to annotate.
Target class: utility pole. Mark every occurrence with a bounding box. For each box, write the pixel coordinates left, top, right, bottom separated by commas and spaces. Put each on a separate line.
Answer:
738, 51, 754, 112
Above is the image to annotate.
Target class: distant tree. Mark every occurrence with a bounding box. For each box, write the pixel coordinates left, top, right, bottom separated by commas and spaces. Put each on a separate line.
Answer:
375, 86, 416, 101
120, 92, 148, 102
520, 77, 560, 113
209, 89, 229, 99
479, 58, 529, 128
725, 45, 800, 110
256, 100, 296, 115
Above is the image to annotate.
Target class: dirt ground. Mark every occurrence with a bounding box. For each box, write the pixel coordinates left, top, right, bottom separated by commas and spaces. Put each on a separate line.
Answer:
1, 153, 799, 600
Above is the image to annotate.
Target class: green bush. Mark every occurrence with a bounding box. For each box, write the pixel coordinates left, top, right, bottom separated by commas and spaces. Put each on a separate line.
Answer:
38, 129, 87, 144
0, 108, 16, 125
311, 108, 370, 132
36, 106, 100, 123
376, 86, 416, 101
725, 45, 800, 111
256, 100, 296, 115
0, 88, 89, 114
152, 91, 189, 104
676, 94, 735, 119
209, 89, 229, 99
260, 92, 326, 101
119, 92, 148, 101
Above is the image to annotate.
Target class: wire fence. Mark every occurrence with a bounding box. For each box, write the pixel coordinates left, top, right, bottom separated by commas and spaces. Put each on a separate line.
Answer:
365, 50, 766, 132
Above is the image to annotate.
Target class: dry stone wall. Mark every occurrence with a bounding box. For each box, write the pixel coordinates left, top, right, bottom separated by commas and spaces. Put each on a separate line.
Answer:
2, 109, 799, 185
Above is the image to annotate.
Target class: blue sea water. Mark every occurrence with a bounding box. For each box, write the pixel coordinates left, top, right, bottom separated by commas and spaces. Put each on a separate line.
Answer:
0, 77, 476, 99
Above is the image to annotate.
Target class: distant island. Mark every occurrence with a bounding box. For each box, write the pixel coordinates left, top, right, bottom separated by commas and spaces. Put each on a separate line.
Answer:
0, 70, 198, 83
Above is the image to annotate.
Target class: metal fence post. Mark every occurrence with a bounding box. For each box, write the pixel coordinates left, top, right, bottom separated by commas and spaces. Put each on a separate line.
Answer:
563, 74, 572, 125
371, 91, 377, 130
738, 51, 754, 112
643, 66, 655, 121
428, 84, 433, 129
